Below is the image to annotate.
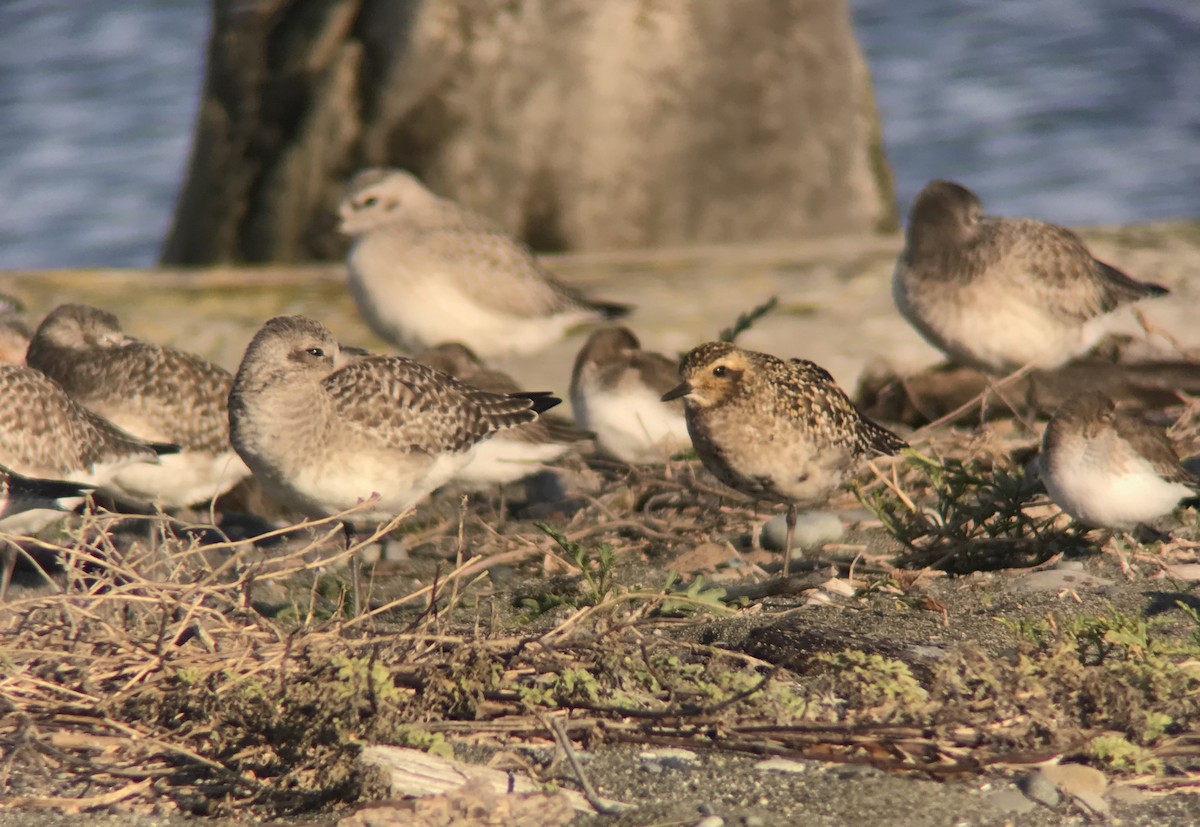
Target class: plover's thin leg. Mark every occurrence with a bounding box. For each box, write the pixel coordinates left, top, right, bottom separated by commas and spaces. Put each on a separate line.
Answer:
783, 503, 797, 578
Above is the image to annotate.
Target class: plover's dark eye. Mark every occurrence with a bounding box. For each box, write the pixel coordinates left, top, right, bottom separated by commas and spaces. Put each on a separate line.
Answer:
360, 196, 378, 208
306, 347, 325, 358
712, 365, 727, 378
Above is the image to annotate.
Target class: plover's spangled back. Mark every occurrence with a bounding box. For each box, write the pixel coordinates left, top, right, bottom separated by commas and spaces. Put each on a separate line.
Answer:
229, 316, 561, 523
893, 180, 1168, 373
570, 326, 691, 464
338, 168, 629, 356
0, 363, 172, 535
25, 304, 251, 508
417, 343, 592, 488
664, 341, 906, 574
1040, 390, 1198, 531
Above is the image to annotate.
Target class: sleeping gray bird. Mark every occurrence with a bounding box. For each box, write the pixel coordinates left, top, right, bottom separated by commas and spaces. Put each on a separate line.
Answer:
893, 180, 1168, 373
338, 168, 629, 357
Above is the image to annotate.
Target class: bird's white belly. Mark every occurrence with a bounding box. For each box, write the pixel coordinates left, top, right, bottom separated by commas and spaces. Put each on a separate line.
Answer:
112, 450, 251, 509
895, 271, 1101, 371
1043, 444, 1191, 529
454, 437, 572, 488
349, 256, 588, 356
575, 385, 690, 464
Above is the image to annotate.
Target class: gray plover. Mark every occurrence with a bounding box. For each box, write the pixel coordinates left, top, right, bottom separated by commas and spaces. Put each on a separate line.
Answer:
0, 465, 94, 599
228, 316, 562, 523
25, 304, 251, 508
663, 342, 907, 575
570, 326, 691, 464
893, 180, 1168, 373
0, 363, 173, 531
338, 168, 629, 357
1039, 391, 1199, 531
417, 343, 592, 488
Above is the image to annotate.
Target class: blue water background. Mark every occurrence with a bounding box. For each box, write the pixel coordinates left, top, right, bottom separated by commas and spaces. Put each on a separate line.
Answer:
0, 0, 1196, 268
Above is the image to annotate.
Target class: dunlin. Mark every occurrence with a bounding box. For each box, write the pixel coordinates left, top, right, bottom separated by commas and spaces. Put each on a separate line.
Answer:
1039, 391, 1198, 531
893, 180, 1168, 373
663, 342, 907, 574
228, 316, 561, 523
338, 168, 629, 357
25, 304, 251, 508
570, 326, 691, 464
417, 343, 592, 488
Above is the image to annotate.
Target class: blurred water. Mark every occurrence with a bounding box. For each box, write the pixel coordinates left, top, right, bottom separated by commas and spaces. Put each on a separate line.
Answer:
0, 1, 1196, 269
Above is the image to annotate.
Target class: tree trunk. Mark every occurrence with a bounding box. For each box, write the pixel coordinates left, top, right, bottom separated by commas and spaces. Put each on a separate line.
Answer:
162, 0, 896, 265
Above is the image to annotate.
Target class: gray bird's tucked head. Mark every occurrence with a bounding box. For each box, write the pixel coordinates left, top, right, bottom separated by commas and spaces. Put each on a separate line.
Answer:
235, 315, 340, 393
662, 341, 751, 409
905, 180, 985, 258
1047, 390, 1116, 435
574, 326, 641, 371
28, 303, 128, 356
418, 342, 485, 378
338, 167, 442, 235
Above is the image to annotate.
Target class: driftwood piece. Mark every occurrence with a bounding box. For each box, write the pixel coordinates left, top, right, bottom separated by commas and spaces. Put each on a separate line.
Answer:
857, 356, 1200, 429
163, 0, 895, 264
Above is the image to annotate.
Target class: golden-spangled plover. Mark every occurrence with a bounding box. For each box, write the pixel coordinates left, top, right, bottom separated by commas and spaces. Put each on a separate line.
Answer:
25, 304, 251, 508
416, 342, 593, 488
1039, 390, 1198, 531
663, 342, 907, 574
228, 316, 561, 524
893, 180, 1168, 373
338, 168, 629, 357
570, 326, 691, 464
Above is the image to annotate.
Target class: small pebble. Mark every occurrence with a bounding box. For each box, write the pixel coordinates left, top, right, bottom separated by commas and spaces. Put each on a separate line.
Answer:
760, 510, 844, 553
983, 788, 1037, 815
694, 817, 724, 827
754, 757, 809, 774
1019, 769, 1061, 808
640, 747, 700, 769
834, 764, 882, 779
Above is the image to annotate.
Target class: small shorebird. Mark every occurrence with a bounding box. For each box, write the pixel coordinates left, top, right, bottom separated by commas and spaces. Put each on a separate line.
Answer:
663, 342, 907, 575
1039, 391, 1199, 531
228, 316, 561, 524
893, 180, 1168, 373
25, 304, 251, 508
338, 168, 629, 357
0, 364, 174, 597
416, 342, 593, 488
571, 326, 691, 464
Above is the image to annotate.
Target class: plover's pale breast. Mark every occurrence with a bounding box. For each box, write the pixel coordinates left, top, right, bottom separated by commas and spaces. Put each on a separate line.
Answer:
417, 342, 592, 488
339, 168, 629, 357
663, 341, 906, 574
1040, 390, 1198, 530
894, 180, 1168, 373
570, 326, 691, 464
229, 316, 561, 524
25, 304, 251, 508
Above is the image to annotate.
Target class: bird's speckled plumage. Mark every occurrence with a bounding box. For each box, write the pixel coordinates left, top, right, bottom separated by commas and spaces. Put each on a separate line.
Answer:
25, 304, 250, 507
229, 316, 561, 521
893, 180, 1168, 373
570, 326, 691, 464
1039, 390, 1198, 530
0, 292, 30, 365
665, 342, 905, 574
338, 168, 628, 356
415, 343, 592, 487
667, 342, 906, 508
